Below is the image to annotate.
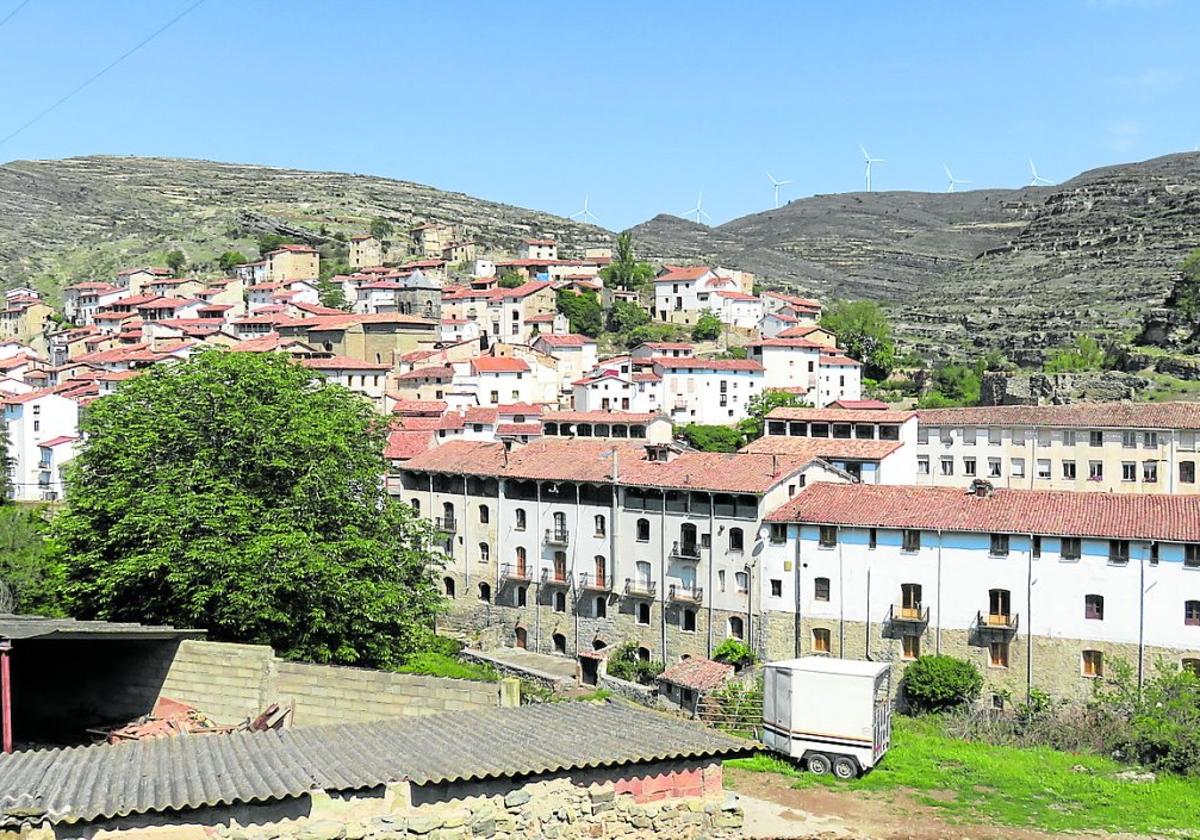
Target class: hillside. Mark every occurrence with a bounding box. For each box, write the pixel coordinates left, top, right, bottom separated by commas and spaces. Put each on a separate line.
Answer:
633, 152, 1200, 362
0, 156, 611, 297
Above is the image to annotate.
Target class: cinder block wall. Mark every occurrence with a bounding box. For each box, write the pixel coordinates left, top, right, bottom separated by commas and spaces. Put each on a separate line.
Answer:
158, 639, 502, 726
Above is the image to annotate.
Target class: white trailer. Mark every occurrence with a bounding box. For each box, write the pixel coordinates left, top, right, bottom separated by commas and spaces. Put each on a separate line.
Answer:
761, 657, 891, 778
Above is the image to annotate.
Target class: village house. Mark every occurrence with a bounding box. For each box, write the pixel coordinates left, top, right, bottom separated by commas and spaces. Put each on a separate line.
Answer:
653, 265, 756, 326
754, 407, 920, 484
61, 282, 125, 326
442, 240, 477, 265
409, 222, 458, 258
532, 333, 597, 394
469, 356, 532, 406
518, 238, 558, 261
2, 388, 81, 502
653, 357, 764, 424
0, 296, 53, 349
114, 267, 173, 295
276, 312, 438, 366
299, 355, 391, 406
265, 244, 319, 282
571, 369, 662, 415
348, 234, 384, 268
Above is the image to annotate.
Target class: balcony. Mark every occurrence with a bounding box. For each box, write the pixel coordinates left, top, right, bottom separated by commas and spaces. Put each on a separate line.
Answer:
671, 398, 689, 412
670, 541, 701, 561
541, 568, 570, 587
887, 604, 930, 626
500, 563, 531, 583
624, 578, 657, 599
976, 611, 1019, 633
435, 516, 457, 534
544, 527, 570, 547
668, 583, 704, 604
578, 572, 611, 591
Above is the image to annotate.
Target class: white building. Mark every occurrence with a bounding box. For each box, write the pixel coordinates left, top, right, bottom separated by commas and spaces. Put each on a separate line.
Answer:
707, 291, 763, 331
2, 389, 80, 502
518, 239, 558, 261
752, 407, 920, 485
815, 354, 862, 406
653, 358, 764, 425
469, 356, 533, 406
299, 355, 391, 406
532, 333, 598, 397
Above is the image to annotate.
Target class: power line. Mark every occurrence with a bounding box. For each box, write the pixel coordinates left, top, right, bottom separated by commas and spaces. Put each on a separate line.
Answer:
0, 0, 32, 32
0, 0, 207, 149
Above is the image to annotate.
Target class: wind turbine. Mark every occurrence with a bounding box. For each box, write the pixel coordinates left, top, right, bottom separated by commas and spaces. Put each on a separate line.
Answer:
1028, 158, 1053, 186
766, 171, 793, 208
860, 144, 884, 192
682, 193, 712, 225
943, 164, 971, 193
570, 194, 600, 225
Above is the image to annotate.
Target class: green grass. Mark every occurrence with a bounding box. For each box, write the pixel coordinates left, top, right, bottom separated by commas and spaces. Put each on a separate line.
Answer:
395, 652, 499, 682
727, 716, 1200, 835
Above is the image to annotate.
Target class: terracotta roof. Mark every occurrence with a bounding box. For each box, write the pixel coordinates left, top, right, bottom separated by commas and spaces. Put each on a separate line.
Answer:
765, 482, 1200, 542
915, 401, 1200, 431
764, 312, 798, 323
820, 354, 861, 366
658, 658, 734, 692
116, 267, 171, 277
384, 430, 435, 460
767, 407, 914, 423
522, 238, 557, 246
299, 354, 391, 371
401, 439, 810, 494
36, 435, 77, 449
396, 416, 443, 431
653, 358, 763, 373
267, 244, 317, 254
655, 265, 711, 283
395, 365, 454, 382
497, 423, 543, 436
638, 342, 694, 351
763, 291, 821, 308
831, 399, 890, 410
525, 313, 557, 323
535, 333, 591, 348
463, 406, 499, 424
496, 280, 553, 300
740, 436, 903, 460
716, 291, 759, 301
778, 325, 830, 339
392, 399, 448, 415
471, 357, 529, 374
746, 337, 823, 349
497, 402, 544, 415
543, 411, 661, 424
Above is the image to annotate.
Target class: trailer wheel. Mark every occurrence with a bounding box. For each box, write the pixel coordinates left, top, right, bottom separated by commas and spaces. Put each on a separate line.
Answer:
832, 755, 859, 779
805, 753, 831, 775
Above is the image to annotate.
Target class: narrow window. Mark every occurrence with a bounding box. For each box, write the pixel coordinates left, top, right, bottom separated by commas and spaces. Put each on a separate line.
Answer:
553, 591, 566, 613
729, 527, 744, 552
1032, 535, 1042, 559
814, 577, 830, 601
443, 576, 456, 598
516, 586, 527, 607
478, 581, 491, 602
902, 529, 921, 553
1082, 650, 1104, 678
770, 579, 782, 598
636, 518, 650, 542
729, 616, 745, 639
1186, 545, 1200, 569
819, 525, 838, 548
637, 602, 651, 625
515, 508, 527, 531
595, 596, 607, 618
553, 632, 567, 654
479, 542, 489, 563
683, 608, 696, 632
990, 641, 1009, 668
594, 514, 606, 536
868, 527, 878, 549
479, 504, 489, 524
1186, 600, 1200, 627
901, 634, 920, 660
1085, 594, 1104, 621
812, 627, 831, 653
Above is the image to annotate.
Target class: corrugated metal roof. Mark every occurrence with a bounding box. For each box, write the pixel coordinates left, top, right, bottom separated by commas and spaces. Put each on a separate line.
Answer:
0, 702, 751, 826
0, 615, 204, 641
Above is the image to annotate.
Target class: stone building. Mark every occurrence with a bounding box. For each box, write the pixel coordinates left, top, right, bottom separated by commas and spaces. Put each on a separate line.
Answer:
349, 234, 384, 268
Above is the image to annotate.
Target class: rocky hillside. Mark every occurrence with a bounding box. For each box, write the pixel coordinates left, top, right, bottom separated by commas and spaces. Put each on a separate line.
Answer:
0, 156, 610, 296
633, 152, 1200, 362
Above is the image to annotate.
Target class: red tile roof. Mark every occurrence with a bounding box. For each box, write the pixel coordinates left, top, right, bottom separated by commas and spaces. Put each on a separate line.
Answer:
746, 337, 823, 349
658, 658, 734, 692
384, 429, 435, 460
763, 291, 821, 308
638, 342, 694, 351
299, 354, 391, 371
267, 244, 318, 254
463, 406, 500, 424
395, 365, 454, 382
522, 239, 557, 246
765, 482, 1200, 542
392, 399, 448, 415
831, 399, 891, 410
543, 410, 661, 424
396, 416, 443, 431
37, 435, 77, 449
653, 358, 763, 373
915, 401, 1200, 430
534, 333, 591, 348
655, 265, 711, 283
471, 357, 529, 374
497, 422, 543, 436
766, 407, 914, 423
716, 291, 759, 301
777, 325, 830, 339
820, 354, 861, 367
497, 402, 544, 415
740, 435, 903, 460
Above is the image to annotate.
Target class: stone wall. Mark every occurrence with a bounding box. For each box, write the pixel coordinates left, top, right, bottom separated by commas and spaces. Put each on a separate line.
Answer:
158, 640, 507, 726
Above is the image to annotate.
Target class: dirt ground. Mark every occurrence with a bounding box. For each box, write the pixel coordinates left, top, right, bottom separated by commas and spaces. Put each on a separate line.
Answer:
726, 767, 1149, 840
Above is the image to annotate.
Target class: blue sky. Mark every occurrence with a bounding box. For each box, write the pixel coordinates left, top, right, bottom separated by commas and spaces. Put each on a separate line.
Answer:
0, 0, 1196, 229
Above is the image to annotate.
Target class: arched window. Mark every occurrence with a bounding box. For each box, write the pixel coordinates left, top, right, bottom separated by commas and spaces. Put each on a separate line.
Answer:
683, 609, 697, 632
594, 514, 606, 537
515, 546, 527, 576
553, 550, 567, 582
729, 527, 744, 552
553, 633, 567, 654
594, 596, 607, 618
728, 616, 745, 640
636, 518, 650, 542
593, 638, 607, 650
594, 555, 606, 588
478, 581, 491, 602
410, 498, 420, 515
515, 626, 527, 649
479, 504, 490, 524
515, 508, 527, 531
441, 501, 455, 528
553, 591, 566, 612
637, 646, 651, 662
812, 627, 831, 653
1186, 600, 1200, 627
443, 576, 456, 598
1085, 594, 1105, 621
552, 511, 567, 537
479, 542, 489, 563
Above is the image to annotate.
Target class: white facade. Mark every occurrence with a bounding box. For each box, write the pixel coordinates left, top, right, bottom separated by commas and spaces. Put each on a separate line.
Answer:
653, 359, 764, 425
2, 391, 80, 502
815, 356, 862, 406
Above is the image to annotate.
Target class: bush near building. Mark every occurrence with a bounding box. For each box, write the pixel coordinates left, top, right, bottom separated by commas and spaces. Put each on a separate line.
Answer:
902, 655, 983, 712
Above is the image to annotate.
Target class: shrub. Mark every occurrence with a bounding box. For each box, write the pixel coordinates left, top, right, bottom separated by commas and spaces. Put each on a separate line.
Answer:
712, 638, 757, 669
903, 655, 983, 712
396, 652, 498, 682
691, 313, 722, 341
606, 641, 664, 686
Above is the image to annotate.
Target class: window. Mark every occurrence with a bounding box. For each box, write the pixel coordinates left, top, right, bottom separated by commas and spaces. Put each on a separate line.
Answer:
1186, 544, 1200, 568
812, 627, 830, 653
516, 586, 527, 607
1036, 459, 1051, 480
443, 576, 456, 598
1109, 540, 1130, 566
963, 457, 977, 477
901, 583, 922, 615
515, 626, 527, 648
990, 533, 1009, 557
594, 596, 607, 618
1182, 462, 1196, 484
636, 518, 650, 542
940, 456, 954, 476
988, 427, 1002, 445
1082, 650, 1104, 678
1085, 594, 1104, 620
901, 634, 920, 660
918, 426, 930, 444
868, 527, 878, 550
1011, 458, 1025, 478
770, 578, 782, 598
769, 523, 787, 544
1062, 460, 1076, 480
479, 542, 489, 563
553, 591, 566, 613
515, 508, 527, 531
1063, 430, 1077, 446
478, 582, 491, 602
988, 457, 1002, 478
1122, 431, 1137, 448
818, 525, 838, 548
1061, 537, 1081, 561
735, 571, 749, 593
963, 427, 977, 446
682, 608, 696, 632
594, 514, 606, 537
1150, 542, 1160, 565
1032, 535, 1042, 558
902, 529, 921, 553
989, 641, 1009, 668
478, 504, 489, 524
1037, 430, 1051, 448
553, 632, 567, 654
1187, 601, 1200, 626
988, 589, 1011, 623
917, 456, 930, 475
410, 498, 420, 515
637, 602, 651, 625
718, 570, 726, 591
1089, 461, 1104, 481
1144, 431, 1159, 449
729, 616, 745, 640
1012, 428, 1026, 446
729, 527, 744, 552
1089, 430, 1104, 447
1143, 461, 1159, 483
814, 577, 830, 601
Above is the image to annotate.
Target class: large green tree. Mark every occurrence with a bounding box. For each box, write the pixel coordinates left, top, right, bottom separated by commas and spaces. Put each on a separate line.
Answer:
217, 250, 248, 274
691, 313, 723, 342
599, 232, 655, 291
50, 351, 443, 667
556, 289, 603, 336
819, 299, 896, 380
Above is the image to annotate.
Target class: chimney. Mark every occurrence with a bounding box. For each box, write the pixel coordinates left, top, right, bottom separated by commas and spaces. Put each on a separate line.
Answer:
968, 478, 994, 498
